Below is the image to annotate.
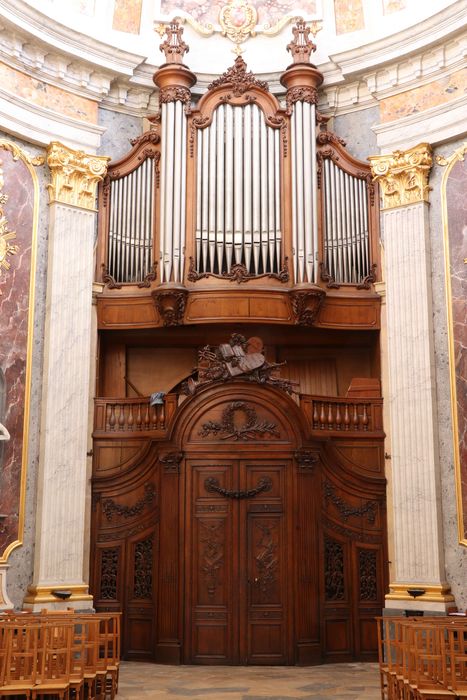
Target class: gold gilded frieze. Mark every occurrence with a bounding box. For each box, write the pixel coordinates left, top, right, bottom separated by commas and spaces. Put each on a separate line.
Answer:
47, 142, 109, 211
369, 143, 432, 210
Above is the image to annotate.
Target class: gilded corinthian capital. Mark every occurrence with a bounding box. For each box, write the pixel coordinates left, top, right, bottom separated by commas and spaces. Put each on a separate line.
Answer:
369, 143, 432, 210
47, 142, 109, 210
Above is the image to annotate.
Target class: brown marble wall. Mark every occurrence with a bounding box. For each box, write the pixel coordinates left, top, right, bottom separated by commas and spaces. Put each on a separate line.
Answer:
445, 155, 467, 540
0, 146, 36, 559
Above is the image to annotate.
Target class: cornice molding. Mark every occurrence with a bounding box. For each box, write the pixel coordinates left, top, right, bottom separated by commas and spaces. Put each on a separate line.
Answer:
369, 143, 433, 210
0, 87, 106, 153
47, 142, 109, 210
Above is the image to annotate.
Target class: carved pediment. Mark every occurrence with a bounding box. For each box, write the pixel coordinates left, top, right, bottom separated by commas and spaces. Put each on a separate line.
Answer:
208, 56, 269, 96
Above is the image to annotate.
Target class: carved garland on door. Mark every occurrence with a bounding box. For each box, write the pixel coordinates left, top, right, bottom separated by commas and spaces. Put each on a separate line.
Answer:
324, 482, 377, 525
102, 484, 156, 521
199, 401, 280, 441
204, 475, 272, 500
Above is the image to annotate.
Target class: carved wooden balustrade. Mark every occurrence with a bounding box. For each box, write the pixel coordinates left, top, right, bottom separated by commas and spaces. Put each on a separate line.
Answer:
94, 392, 382, 438
300, 395, 383, 437
94, 394, 178, 436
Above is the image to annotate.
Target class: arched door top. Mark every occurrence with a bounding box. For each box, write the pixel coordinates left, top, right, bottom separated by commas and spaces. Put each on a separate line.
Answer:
170, 380, 308, 450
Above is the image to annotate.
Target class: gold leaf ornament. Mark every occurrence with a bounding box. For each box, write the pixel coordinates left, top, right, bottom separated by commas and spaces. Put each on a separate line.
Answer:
219, 0, 257, 44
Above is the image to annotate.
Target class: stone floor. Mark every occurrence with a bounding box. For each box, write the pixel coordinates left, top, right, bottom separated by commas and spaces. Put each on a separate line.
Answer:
116, 661, 382, 699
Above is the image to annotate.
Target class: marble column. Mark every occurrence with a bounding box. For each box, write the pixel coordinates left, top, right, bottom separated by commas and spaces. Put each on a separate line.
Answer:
23, 143, 108, 610
370, 144, 454, 612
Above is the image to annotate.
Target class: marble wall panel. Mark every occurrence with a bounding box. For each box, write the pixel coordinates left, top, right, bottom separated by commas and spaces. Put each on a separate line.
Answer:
159, 0, 316, 28
332, 106, 379, 162
0, 146, 35, 559
0, 65, 98, 124
430, 139, 467, 611
334, 0, 364, 34
0, 133, 47, 608
112, 0, 142, 34
380, 69, 467, 123
98, 108, 144, 162
445, 155, 467, 539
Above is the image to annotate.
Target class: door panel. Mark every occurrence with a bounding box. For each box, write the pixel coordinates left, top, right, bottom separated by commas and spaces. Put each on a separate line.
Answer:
187, 461, 238, 664
242, 461, 288, 664
186, 458, 290, 665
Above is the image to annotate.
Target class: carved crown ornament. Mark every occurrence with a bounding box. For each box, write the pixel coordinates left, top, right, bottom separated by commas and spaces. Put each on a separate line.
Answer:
47, 142, 109, 211
369, 143, 433, 210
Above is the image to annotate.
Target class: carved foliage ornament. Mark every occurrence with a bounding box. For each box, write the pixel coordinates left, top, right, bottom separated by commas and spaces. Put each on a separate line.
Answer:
208, 56, 269, 96
324, 481, 377, 525
188, 257, 289, 284
369, 143, 432, 210
286, 86, 318, 115
199, 401, 280, 441
47, 142, 109, 210
205, 475, 272, 499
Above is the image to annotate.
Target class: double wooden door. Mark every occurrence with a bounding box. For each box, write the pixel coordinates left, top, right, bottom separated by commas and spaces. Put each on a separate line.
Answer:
184, 457, 292, 665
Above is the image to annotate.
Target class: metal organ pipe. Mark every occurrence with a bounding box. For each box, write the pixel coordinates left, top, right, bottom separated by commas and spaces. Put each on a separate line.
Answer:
194, 103, 282, 277
322, 159, 370, 285
302, 101, 313, 283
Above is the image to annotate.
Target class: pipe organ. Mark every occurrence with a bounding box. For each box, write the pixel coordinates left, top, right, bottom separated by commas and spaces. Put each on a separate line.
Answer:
92, 20, 386, 665
96, 18, 380, 315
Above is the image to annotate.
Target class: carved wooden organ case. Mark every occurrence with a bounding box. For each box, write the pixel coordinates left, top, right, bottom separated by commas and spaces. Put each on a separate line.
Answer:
91, 21, 386, 666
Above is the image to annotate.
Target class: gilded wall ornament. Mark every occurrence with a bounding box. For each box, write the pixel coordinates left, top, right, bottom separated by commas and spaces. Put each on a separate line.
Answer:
47, 142, 109, 210
219, 0, 257, 46
369, 143, 432, 210
0, 163, 20, 294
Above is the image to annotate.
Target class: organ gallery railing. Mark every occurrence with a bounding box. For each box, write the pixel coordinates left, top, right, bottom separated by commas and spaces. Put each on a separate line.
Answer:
93, 393, 382, 437
96, 19, 379, 293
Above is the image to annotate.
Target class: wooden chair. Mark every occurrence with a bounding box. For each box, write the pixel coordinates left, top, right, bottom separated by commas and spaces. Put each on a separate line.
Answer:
94, 614, 120, 700
31, 620, 73, 700
446, 622, 467, 698
0, 622, 41, 698
410, 623, 455, 700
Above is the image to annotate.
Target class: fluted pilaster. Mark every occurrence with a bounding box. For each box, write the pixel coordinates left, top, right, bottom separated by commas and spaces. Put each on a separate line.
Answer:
370, 144, 453, 611
24, 143, 108, 609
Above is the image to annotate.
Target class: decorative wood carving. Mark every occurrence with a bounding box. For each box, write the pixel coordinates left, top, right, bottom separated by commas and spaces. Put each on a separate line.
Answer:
100, 548, 119, 600
290, 286, 326, 325
152, 287, 187, 326
324, 482, 377, 525
133, 537, 153, 599
204, 475, 272, 499
285, 86, 318, 115
358, 549, 377, 601
159, 21, 189, 64
319, 262, 340, 289
137, 262, 158, 288
199, 401, 280, 441
356, 263, 377, 290
101, 263, 122, 289
323, 517, 381, 544
200, 520, 224, 598
159, 85, 192, 109
255, 521, 278, 595
208, 56, 269, 96
130, 129, 160, 148
324, 537, 345, 600
159, 451, 184, 474
286, 18, 317, 64
184, 333, 295, 395
187, 257, 289, 283
102, 484, 156, 521
295, 449, 319, 472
